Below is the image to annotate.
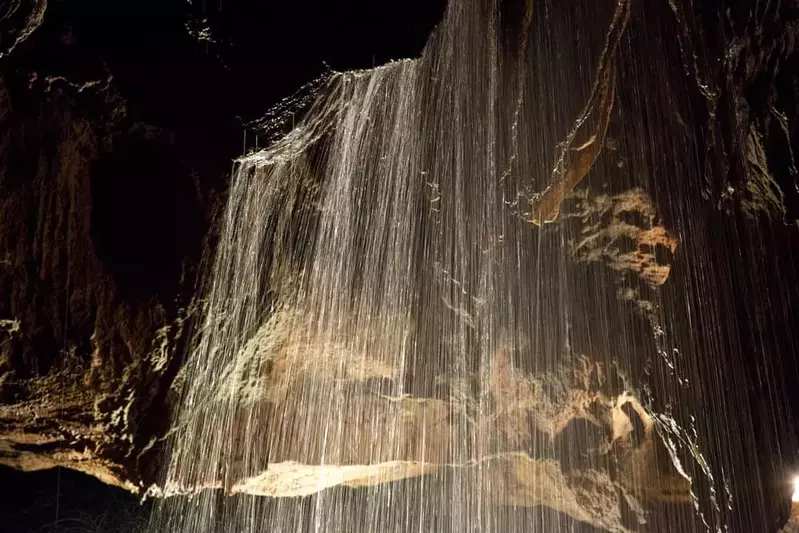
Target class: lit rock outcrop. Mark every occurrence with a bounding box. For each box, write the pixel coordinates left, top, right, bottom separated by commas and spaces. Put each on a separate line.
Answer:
566, 188, 678, 288
159, 321, 691, 533
0, 0, 47, 58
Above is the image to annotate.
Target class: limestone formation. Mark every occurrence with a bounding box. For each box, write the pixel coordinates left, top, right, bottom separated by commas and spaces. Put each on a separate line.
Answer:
566, 188, 678, 288
0, 1, 797, 532
0, 0, 47, 59
160, 329, 690, 532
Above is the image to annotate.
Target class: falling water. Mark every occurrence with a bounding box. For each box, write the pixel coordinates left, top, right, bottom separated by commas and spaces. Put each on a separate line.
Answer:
150, 0, 799, 532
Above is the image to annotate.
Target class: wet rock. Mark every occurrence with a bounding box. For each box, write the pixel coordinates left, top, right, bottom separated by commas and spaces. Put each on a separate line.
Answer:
0, 72, 199, 491
783, 503, 799, 533
0, 0, 47, 59
0, 0, 447, 496
160, 323, 692, 532
565, 188, 678, 288
0, 2, 796, 533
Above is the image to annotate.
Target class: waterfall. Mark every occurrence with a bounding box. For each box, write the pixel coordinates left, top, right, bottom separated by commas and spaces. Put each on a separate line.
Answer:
149, 0, 799, 532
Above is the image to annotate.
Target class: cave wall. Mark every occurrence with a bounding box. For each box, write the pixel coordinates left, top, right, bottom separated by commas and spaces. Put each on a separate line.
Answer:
0, 2, 796, 529
0, 5, 220, 489
0, 0, 446, 491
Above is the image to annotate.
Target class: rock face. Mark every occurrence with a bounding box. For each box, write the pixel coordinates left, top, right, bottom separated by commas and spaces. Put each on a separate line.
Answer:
0, 41, 210, 491
783, 503, 799, 533
0, 0, 797, 532
0, 0, 47, 59
698, 1, 799, 223
566, 188, 678, 288
166, 350, 690, 533
0, 0, 449, 496
0, 0, 445, 492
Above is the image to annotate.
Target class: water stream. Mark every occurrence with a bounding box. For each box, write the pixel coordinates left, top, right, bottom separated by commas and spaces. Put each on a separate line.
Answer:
149, 0, 799, 531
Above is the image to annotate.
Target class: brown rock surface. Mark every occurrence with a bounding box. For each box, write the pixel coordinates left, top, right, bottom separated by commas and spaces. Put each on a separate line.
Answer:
0, 0, 47, 59
160, 337, 691, 532
0, 46, 214, 492
566, 188, 678, 288
0, 1, 797, 532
